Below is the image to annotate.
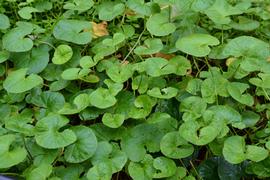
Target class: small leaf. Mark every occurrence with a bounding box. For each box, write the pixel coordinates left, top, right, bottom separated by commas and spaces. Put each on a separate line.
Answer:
134, 38, 163, 55
176, 34, 220, 57
227, 82, 254, 106
153, 157, 177, 178
52, 45, 73, 65
102, 113, 125, 128
3, 68, 43, 94
246, 145, 269, 162
63, 0, 94, 12
147, 87, 178, 99
18, 7, 39, 20
0, 14, 10, 30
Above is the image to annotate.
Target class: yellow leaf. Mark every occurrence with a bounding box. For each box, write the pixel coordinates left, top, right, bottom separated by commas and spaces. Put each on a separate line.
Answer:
91, 21, 109, 38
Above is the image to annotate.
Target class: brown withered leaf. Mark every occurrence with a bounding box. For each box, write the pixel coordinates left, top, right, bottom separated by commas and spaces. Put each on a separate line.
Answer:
154, 53, 175, 60
91, 21, 109, 38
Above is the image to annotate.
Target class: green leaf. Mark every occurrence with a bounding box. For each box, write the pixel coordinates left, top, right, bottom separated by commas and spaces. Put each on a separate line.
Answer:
176, 34, 220, 57
80, 56, 96, 68
249, 73, 270, 89
128, 154, 154, 180
35, 114, 77, 149
126, 0, 151, 16
180, 96, 207, 121
227, 82, 254, 106
3, 68, 43, 93
98, 2, 125, 21
26, 90, 65, 112
179, 119, 222, 145
11, 45, 50, 74
153, 157, 177, 178
18, 7, 39, 20
160, 131, 194, 159
58, 93, 90, 114
246, 145, 269, 162
230, 16, 260, 31
89, 88, 117, 109
205, 0, 245, 25
223, 136, 246, 164
87, 162, 112, 180
61, 68, 81, 80
53, 20, 92, 44
0, 50, 10, 63
2, 22, 33, 52
63, 0, 94, 12
146, 13, 176, 36
52, 45, 73, 65
134, 38, 163, 55
25, 163, 52, 180
102, 113, 125, 128
0, 14, 10, 30
147, 87, 178, 99
64, 126, 97, 163
0, 134, 27, 169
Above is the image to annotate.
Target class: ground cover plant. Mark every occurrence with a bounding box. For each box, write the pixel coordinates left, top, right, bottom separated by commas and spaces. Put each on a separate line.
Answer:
1, 0, 270, 179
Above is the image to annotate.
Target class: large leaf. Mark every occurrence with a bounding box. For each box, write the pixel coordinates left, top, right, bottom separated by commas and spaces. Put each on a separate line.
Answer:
3, 68, 43, 93
176, 34, 220, 57
64, 126, 97, 163
35, 114, 77, 149
2, 22, 33, 52
53, 20, 92, 44
0, 134, 27, 169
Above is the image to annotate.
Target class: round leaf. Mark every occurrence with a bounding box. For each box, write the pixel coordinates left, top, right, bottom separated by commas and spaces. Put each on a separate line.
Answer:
102, 113, 125, 128
52, 45, 73, 65
89, 88, 117, 109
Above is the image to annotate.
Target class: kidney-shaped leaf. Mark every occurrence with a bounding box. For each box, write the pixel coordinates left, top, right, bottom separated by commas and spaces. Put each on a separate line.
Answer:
153, 157, 177, 178
89, 88, 117, 109
52, 45, 73, 65
53, 20, 92, 44
2, 22, 33, 52
102, 113, 125, 128
146, 13, 176, 36
160, 131, 194, 159
35, 114, 77, 149
134, 38, 163, 55
0, 134, 27, 169
147, 87, 178, 99
176, 34, 220, 57
3, 68, 43, 93
64, 126, 97, 163
0, 14, 10, 30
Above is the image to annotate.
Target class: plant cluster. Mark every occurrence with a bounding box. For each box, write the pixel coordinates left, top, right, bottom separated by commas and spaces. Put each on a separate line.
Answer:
1, 0, 270, 179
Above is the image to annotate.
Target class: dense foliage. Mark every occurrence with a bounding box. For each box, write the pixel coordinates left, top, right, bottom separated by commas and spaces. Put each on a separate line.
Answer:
1, 0, 270, 179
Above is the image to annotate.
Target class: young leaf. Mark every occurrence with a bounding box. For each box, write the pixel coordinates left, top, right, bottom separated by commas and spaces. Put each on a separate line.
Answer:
52, 45, 73, 65
102, 113, 125, 128
0, 14, 10, 30
134, 38, 163, 55
147, 87, 178, 99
